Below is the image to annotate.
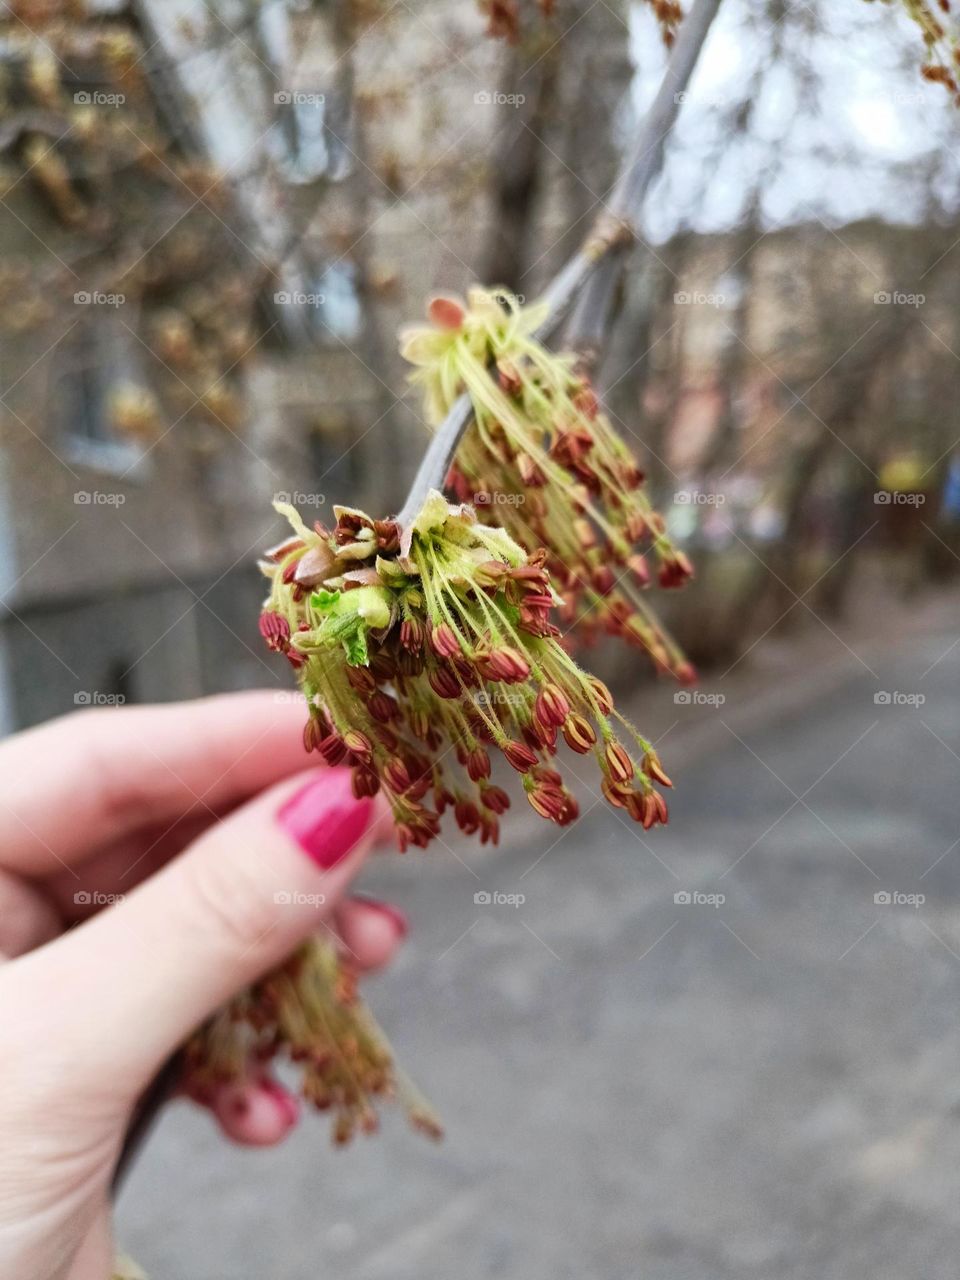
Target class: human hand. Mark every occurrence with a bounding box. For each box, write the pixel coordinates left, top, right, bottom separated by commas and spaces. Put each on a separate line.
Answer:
0, 692, 406, 1280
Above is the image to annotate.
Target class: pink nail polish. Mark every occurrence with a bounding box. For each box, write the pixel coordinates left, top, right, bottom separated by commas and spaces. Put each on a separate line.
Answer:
278, 769, 373, 869
357, 896, 409, 939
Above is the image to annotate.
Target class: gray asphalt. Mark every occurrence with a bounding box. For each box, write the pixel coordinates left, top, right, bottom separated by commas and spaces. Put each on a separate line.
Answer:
116, 608, 960, 1279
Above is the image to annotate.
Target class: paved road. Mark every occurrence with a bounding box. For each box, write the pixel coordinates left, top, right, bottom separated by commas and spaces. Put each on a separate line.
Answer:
117, 608, 960, 1279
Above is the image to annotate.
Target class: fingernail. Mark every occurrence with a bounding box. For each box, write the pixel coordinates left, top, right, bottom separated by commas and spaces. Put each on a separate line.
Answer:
278, 769, 373, 869
357, 895, 409, 939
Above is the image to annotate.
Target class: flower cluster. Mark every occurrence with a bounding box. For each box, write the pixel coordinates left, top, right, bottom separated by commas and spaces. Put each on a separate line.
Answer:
891, 0, 960, 103
400, 289, 695, 684
259, 490, 673, 849
184, 938, 441, 1145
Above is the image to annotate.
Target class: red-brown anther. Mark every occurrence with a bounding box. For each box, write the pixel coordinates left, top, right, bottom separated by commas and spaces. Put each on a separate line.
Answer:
428, 295, 466, 329
480, 784, 510, 814
562, 714, 596, 754
602, 778, 629, 809
317, 732, 347, 766
369, 651, 397, 681
286, 648, 307, 669
591, 565, 615, 595
368, 691, 399, 724
395, 823, 413, 853
281, 558, 300, 585
466, 747, 492, 782
352, 768, 381, 800
400, 617, 424, 653
384, 759, 412, 793
625, 512, 648, 542
408, 708, 431, 740
525, 721, 557, 752
658, 550, 694, 589
343, 730, 373, 763
588, 677, 614, 715
474, 559, 510, 589
502, 739, 539, 773
429, 667, 461, 699
497, 358, 522, 396
430, 622, 461, 659
517, 451, 546, 487
454, 798, 481, 835
264, 536, 305, 563
519, 608, 559, 639
643, 750, 673, 788
675, 660, 698, 686
572, 380, 599, 418
303, 717, 324, 753
259, 611, 291, 652
346, 666, 377, 695
619, 463, 645, 490
558, 791, 579, 824
373, 519, 401, 553
485, 646, 530, 683
479, 814, 500, 846
535, 683, 571, 729
652, 791, 669, 825
526, 786, 561, 821
605, 742, 634, 784
377, 728, 400, 752
627, 554, 650, 586
574, 518, 597, 550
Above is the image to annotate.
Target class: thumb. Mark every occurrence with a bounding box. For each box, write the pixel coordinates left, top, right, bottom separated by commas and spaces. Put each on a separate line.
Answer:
4, 767, 378, 1093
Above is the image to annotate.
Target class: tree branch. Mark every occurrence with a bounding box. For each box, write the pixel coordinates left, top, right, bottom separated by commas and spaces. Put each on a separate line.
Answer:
397, 0, 724, 525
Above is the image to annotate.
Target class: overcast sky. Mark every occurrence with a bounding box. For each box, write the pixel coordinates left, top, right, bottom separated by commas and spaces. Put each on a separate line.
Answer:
628, 0, 960, 239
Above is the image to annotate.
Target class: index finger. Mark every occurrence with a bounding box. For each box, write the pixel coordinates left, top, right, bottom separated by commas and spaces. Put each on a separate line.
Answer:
0, 691, 311, 878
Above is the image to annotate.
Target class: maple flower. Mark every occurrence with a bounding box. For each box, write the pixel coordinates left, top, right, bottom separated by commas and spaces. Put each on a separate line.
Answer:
259, 490, 672, 850
399, 289, 695, 684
